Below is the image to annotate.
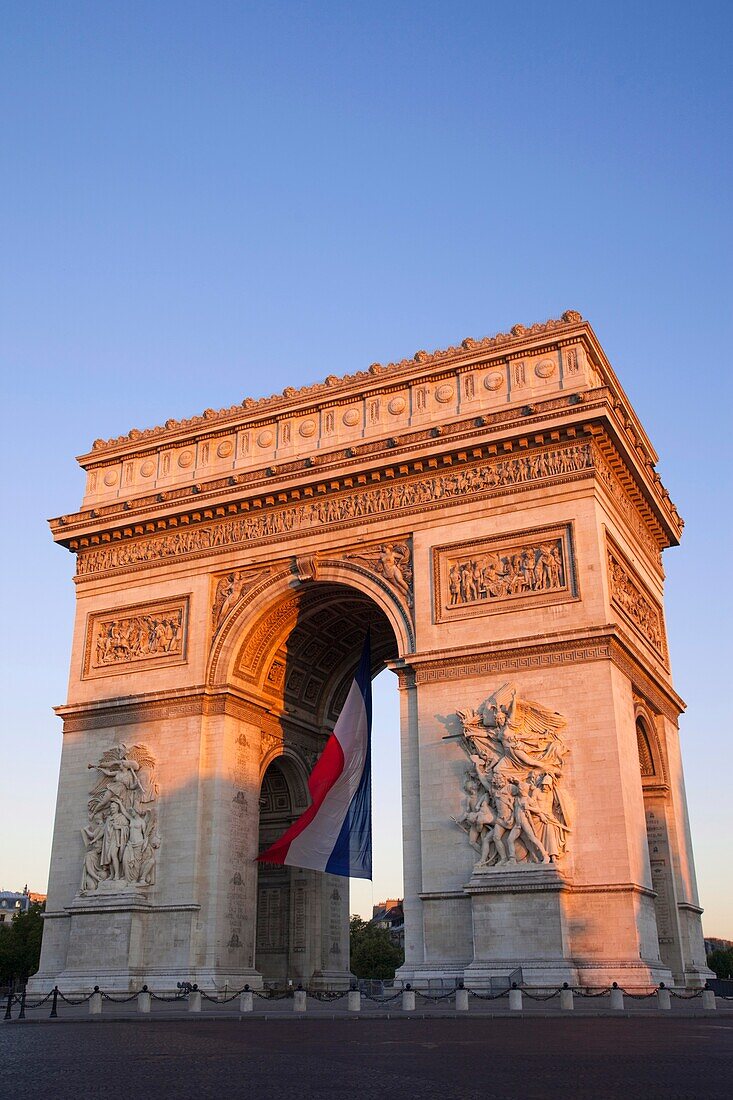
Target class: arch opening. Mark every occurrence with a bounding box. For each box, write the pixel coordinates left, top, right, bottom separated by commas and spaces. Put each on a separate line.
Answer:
245, 580, 402, 987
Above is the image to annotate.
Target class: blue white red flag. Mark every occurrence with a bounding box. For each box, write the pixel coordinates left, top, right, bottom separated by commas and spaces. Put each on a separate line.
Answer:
257, 633, 372, 879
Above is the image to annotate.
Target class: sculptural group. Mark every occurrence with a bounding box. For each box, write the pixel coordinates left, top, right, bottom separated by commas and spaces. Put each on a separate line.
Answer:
453, 686, 571, 869
80, 744, 160, 893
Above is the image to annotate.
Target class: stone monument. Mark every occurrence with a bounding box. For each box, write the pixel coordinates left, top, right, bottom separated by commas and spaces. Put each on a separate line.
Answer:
29, 312, 711, 992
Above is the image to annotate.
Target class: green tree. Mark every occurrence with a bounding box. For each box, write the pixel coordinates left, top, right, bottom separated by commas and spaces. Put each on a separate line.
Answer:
349, 915, 404, 980
707, 947, 733, 980
0, 902, 45, 986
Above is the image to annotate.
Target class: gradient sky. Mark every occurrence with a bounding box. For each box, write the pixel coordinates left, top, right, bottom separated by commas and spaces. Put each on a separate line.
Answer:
1, 1, 731, 933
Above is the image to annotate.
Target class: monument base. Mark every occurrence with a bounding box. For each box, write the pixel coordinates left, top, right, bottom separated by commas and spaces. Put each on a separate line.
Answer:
459, 864, 673, 990
26, 895, 264, 995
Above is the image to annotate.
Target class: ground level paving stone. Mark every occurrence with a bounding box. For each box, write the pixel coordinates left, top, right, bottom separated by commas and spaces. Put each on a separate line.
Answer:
1, 1017, 732, 1099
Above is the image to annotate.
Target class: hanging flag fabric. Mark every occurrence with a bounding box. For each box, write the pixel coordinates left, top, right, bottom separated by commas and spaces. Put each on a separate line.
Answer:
256, 632, 373, 879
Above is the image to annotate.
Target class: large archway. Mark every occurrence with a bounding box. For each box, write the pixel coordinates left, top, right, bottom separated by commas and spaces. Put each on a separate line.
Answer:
228, 577, 400, 987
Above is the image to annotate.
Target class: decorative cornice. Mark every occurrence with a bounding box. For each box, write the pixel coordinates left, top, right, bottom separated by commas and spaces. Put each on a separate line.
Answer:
55, 386, 602, 536
84, 312, 585, 456
70, 436, 599, 579
55, 686, 316, 736
405, 627, 683, 720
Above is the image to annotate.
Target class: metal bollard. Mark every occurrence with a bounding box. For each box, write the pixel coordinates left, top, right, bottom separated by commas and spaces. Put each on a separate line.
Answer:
138, 987, 151, 1014
455, 986, 469, 1012
508, 984, 522, 1012
89, 988, 102, 1016
239, 986, 253, 1013
702, 988, 716, 1011
610, 983, 624, 1011
188, 986, 202, 1013
347, 989, 361, 1012
50, 987, 59, 1018
402, 984, 415, 1012
18, 990, 26, 1020
560, 983, 574, 1011
293, 986, 307, 1013
657, 983, 671, 1011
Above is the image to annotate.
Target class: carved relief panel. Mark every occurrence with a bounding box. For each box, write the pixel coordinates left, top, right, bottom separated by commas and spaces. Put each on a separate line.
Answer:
83, 596, 189, 678
432, 523, 578, 623
606, 535, 667, 662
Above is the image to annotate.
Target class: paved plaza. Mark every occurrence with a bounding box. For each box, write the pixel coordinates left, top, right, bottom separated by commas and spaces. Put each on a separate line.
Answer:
2, 1016, 732, 1099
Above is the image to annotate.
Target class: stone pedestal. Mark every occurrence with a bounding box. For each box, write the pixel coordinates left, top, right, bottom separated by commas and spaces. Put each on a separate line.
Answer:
462, 863, 671, 990
464, 865, 579, 988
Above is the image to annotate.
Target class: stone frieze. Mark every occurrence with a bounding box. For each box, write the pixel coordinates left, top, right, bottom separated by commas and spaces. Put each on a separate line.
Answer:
76, 442, 594, 578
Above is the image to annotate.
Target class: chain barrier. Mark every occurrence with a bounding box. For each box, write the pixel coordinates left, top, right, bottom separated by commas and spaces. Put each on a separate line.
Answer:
4, 980, 725, 1017
414, 989, 457, 1003
306, 990, 349, 1002
16, 991, 54, 1010
360, 991, 403, 1004
57, 990, 94, 1006
199, 989, 244, 1004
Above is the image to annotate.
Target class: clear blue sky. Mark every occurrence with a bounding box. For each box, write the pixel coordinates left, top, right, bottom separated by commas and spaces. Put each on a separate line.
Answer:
1, 1, 731, 933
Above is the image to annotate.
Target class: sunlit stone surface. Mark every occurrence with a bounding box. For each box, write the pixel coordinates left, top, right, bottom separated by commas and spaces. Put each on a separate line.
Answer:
29, 313, 711, 992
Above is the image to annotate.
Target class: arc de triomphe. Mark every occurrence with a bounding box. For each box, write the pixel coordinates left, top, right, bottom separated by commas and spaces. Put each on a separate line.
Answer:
31, 312, 709, 992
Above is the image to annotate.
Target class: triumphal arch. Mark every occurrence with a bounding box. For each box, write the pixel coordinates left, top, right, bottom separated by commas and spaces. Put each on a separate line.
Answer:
32, 311, 709, 992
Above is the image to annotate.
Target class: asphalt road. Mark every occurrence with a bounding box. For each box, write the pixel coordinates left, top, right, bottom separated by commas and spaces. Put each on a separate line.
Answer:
2, 1017, 731, 1099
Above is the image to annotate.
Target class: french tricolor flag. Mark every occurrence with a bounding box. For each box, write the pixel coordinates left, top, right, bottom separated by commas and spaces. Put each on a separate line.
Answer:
257, 633, 372, 879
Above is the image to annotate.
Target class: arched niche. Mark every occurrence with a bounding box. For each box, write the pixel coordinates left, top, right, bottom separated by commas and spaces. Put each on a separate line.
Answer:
633, 700, 668, 787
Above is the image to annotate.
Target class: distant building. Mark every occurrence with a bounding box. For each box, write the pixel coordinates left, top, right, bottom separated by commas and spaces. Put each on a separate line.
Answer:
371, 899, 404, 949
0, 886, 46, 925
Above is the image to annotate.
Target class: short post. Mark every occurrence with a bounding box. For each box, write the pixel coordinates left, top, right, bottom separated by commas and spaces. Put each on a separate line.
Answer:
188, 985, 202, 1013
347, 983, 361, 1012
702, 987, 717, 1011
18, 989, 26, 1020
239, 985, 253, 1013
50, 986, 59, 1019
610, 982, 624, 1011
560, 982, 574, 1011
455, 980, 469, 1012
293, 984, 307, 1013
89, 987, 102, 1016
656, 982, 671, 1011
138, 986, 151, 1014
508, 983, 522, 1012
402, 983, 415, 1012
4, 991, 12, 1021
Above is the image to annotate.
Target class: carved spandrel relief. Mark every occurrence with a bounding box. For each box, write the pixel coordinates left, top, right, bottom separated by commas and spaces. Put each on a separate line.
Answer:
433, 525, 577, 622
76, 442, 595, 577
452, 685, 571, 871
211, 568, 273, 636
80, 744, 160, 895
83, 597, 189, 677
345, 539, 413, 606
606, 537, 666, 660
